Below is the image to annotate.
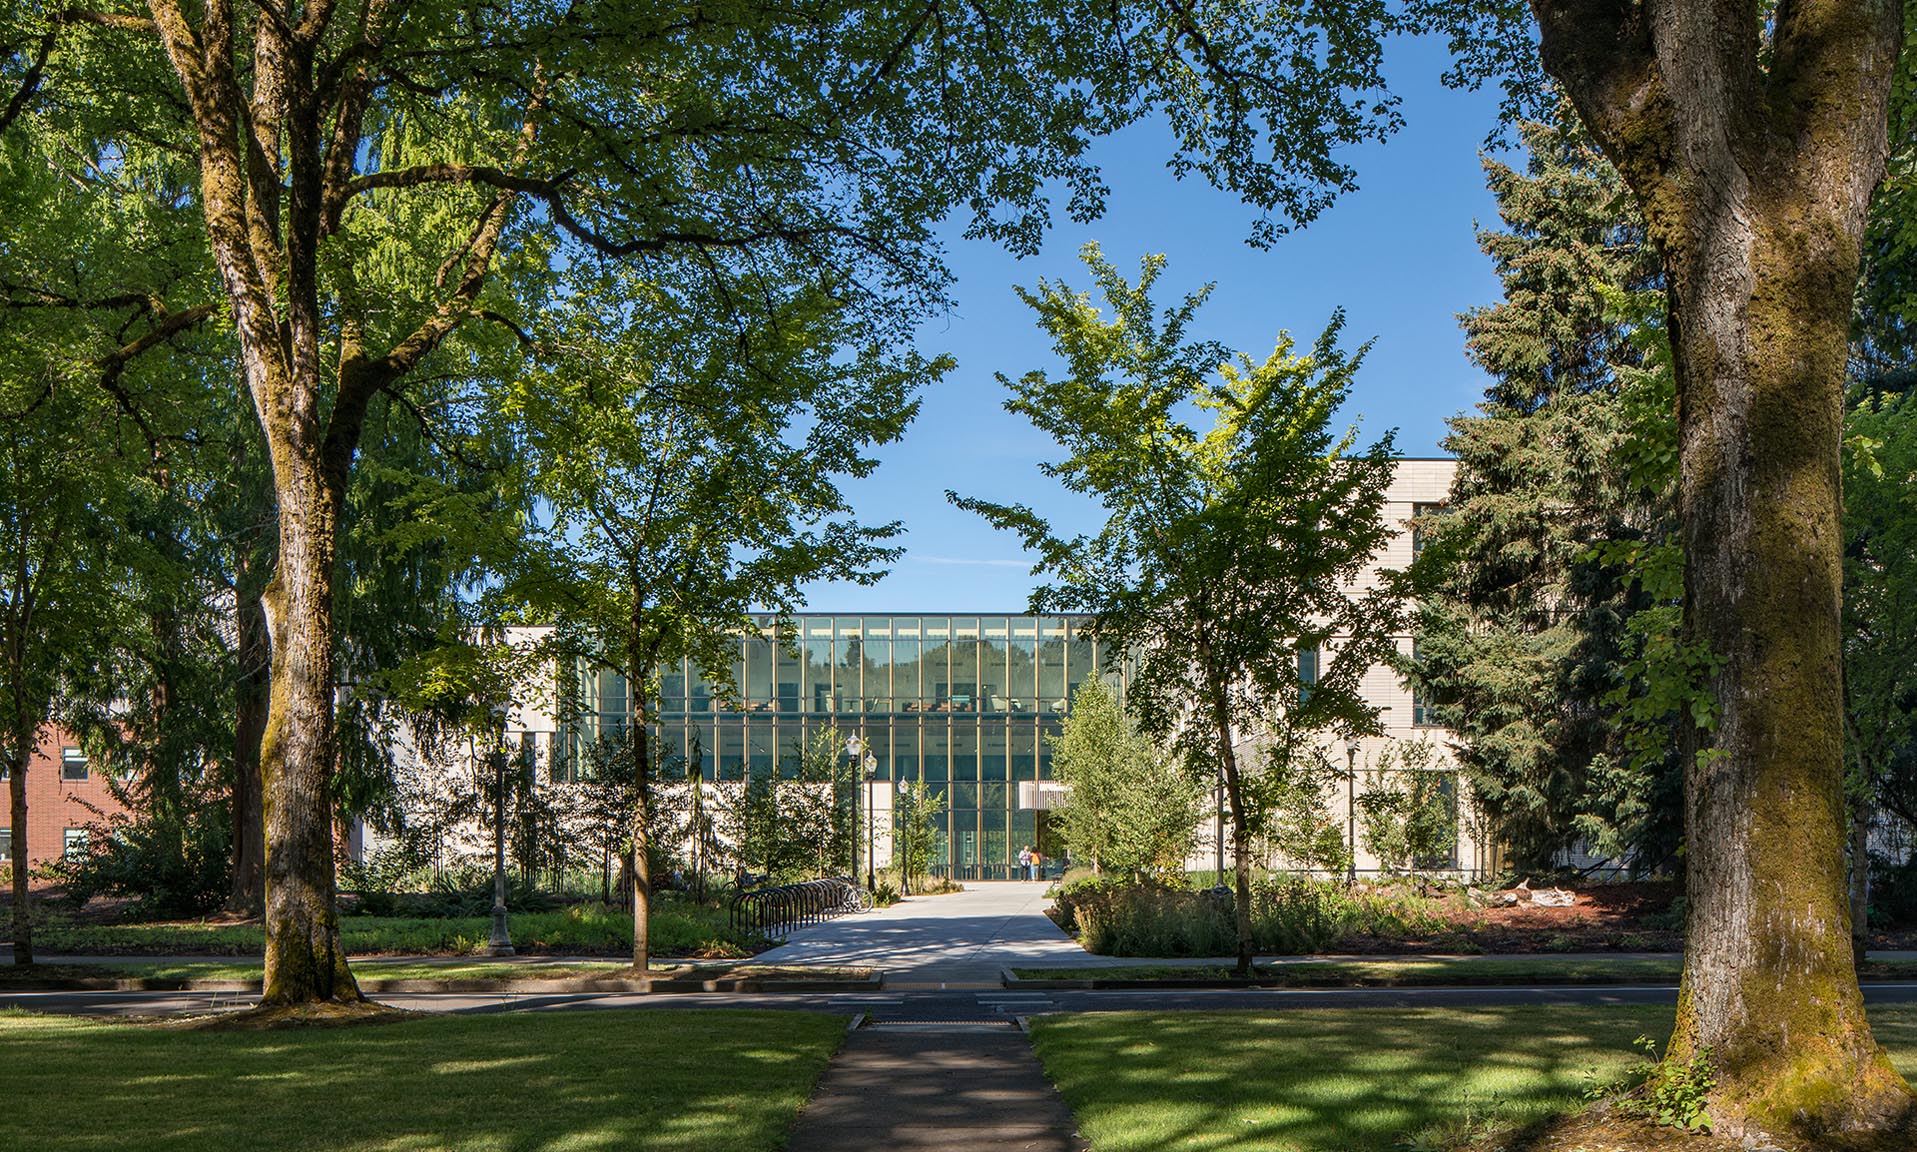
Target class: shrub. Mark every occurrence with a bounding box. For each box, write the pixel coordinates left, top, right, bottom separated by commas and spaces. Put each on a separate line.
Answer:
48, 810, 231, 917
1058, 874, 1454, 956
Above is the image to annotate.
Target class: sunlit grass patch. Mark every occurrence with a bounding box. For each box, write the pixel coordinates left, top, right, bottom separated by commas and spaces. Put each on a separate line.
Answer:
1029, 1005, 1917, 1152
0, 1008, 844, 1152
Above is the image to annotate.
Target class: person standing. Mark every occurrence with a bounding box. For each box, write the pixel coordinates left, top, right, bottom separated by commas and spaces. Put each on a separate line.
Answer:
1018, 844, 1034, 881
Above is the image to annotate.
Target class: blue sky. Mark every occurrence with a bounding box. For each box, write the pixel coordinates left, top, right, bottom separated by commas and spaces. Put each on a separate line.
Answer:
802, 36, 1508, 612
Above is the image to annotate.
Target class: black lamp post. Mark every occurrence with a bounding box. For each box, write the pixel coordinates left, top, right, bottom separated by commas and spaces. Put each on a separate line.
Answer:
486, 732, 515, 956
1213, 761, 1225, 885
862, 754, 878, 890
1343, 740, 1359, 890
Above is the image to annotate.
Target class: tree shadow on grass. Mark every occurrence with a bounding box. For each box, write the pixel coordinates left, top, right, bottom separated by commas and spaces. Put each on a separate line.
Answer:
1030, 1005, 1670, 1152
1033, 1005, 1917, 1152
0, 1007, 846, 1152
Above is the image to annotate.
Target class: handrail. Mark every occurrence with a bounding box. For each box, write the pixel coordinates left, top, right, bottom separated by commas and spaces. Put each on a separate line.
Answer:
728, 874, 866, 938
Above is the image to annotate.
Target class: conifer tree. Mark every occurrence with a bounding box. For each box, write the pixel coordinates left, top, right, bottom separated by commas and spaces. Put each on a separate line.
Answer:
1409, 111, 1679, 873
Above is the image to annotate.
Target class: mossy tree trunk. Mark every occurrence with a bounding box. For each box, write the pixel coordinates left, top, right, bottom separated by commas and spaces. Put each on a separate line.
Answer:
1532, 0, 1911, 1133
147, 0, 518, 1002
257, 450, 360, 1005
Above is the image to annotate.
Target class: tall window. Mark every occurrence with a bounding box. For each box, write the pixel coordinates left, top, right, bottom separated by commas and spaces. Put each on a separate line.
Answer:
63, 827, 88, 858
60, 747, 89, 782
0, 827, 10, 858
1411, 641, 1436, 727
1297, 646, 1320, 701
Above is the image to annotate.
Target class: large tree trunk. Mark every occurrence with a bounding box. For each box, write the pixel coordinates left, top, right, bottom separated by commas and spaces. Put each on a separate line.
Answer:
1666, 214, 1903, 1127
6, 733, 29, 966
1531, 0, 1909, 1133
149, 0, 511, 1003
227, 580, 269, 915
257, 452, 360, 1005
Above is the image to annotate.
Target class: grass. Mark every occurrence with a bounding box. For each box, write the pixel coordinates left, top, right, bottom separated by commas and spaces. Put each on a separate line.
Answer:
1012, 956, 1686, 985
1011, 956, 1917, 986
0, 1007, 844, 1152
1028, 1005, 1917, 1152
0, 959, 873, 985
33, 897, 762, 958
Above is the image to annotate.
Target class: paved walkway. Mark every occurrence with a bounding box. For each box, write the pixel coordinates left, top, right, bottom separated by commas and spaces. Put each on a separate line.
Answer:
753, 881, 1092, 987
784, 1026, 1085, 1152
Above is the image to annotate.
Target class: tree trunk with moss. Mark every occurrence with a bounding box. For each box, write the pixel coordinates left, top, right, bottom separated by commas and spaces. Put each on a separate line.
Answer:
147, 0, 517, 1002
1531, 0, 1910, 1133
257, 452, 361, 1006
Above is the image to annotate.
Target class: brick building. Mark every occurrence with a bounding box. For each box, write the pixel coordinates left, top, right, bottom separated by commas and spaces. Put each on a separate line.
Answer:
2, 728, 129, 875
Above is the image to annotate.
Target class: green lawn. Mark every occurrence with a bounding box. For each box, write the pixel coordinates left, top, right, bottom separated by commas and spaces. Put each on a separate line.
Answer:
0, 1007, 845, 1152
33, 899, 762, 957
1013, 956, 1917, 987
1013, 956, 1685, 986
1029, 1005, 1917, 1152
0, 959, 873, 984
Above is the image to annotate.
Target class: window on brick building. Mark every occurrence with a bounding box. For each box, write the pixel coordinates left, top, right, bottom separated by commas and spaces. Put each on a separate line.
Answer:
63, 827, 89, 858
61, 747, 89, 782
0, 827, 10, 858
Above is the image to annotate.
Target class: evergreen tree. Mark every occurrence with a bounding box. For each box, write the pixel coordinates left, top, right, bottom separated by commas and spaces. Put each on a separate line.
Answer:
1409, 111, 1678, 875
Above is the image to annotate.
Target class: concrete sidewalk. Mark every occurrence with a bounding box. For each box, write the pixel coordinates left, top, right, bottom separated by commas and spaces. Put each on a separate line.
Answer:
753, 881, 1089, 987
785, 1026, 1085, 1152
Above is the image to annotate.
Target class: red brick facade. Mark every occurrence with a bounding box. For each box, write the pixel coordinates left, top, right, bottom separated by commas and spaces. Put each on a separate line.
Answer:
2, 727, 130, 874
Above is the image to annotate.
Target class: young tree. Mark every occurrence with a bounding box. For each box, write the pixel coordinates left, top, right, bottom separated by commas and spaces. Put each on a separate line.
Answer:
891, 782, 945, 897
955, 246, 1403, 975
1049, 679, 1202, 879
1258, 746, 1352, 877
1356, 740, 1459, 879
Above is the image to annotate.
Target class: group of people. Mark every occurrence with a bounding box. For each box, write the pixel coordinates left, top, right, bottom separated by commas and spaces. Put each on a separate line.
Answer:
1016, 844, 1048, 881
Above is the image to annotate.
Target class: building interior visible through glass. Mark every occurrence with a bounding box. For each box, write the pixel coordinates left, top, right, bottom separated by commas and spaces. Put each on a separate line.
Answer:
562, 615, 1120, 881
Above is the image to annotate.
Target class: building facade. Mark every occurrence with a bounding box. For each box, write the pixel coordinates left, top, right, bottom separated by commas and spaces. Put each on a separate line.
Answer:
515, 458, 1482, 882
4, 728, 128, 875
561, 614, 1122, 881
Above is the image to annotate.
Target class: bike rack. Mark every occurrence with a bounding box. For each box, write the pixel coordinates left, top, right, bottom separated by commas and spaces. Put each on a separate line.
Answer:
729, 874, 866, 938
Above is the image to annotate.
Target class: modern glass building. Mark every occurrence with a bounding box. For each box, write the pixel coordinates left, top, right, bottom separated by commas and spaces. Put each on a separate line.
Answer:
567, 613, 1126, 880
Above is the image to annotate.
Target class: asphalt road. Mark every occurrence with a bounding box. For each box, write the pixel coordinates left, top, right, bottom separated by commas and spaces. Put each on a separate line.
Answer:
10, 981, 1917, 1021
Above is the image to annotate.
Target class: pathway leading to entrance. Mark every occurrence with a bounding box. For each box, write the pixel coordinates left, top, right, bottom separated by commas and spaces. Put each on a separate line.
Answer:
784, 1025, 1085, 1152
753, 881, 1088, 987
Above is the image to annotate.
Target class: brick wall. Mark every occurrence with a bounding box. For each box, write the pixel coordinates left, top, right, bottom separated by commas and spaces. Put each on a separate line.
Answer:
2, 726, 131, 874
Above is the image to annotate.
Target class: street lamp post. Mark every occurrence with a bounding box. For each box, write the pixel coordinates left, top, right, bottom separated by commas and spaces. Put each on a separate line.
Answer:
1213, 761, 1225, 885
863, 753, 878, 890
845, 735, 865, 881
1344, 740, 1359, 890
486, 743, 516, 957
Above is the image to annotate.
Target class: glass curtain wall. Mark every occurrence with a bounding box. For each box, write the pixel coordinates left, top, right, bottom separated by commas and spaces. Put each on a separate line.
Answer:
569, 613, 1117, 878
